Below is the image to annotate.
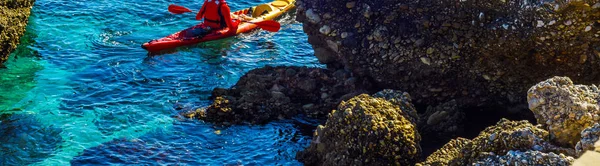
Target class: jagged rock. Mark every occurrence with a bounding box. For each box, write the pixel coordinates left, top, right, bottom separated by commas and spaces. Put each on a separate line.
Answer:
296, 0, 600, 107
184, 66, 373, 124
576, 123, 600, 156
296, 91, 421, 166
419, 119, 573, 166
0, 0, 36, 64
527, 76, 600, 146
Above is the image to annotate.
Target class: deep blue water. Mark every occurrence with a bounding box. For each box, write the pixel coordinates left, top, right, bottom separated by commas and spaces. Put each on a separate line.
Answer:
0, 0, 320, 165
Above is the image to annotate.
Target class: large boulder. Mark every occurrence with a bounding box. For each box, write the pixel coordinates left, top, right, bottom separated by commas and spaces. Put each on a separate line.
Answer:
0, 0, 35, 64
184, 66, 374, 124
419, 119, 573, 166
296, 0, 600, 106
296, 90, 421, 166
527, 76, 600, 146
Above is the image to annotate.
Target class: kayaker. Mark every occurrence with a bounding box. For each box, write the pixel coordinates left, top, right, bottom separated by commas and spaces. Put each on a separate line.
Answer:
188, 0, 238, 37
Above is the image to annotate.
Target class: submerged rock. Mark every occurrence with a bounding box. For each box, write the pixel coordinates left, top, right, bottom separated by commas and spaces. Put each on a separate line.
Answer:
297, 91, 421, 166
419, 119, 573, 166
296, 0, 600, 107
527, 76, 600, 146
184, 66, 373, 124
0, 113, 63, 165
0, 0, 36, 64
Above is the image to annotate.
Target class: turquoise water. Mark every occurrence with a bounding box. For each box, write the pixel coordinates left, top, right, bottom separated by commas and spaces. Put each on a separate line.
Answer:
0, 0, 321, 165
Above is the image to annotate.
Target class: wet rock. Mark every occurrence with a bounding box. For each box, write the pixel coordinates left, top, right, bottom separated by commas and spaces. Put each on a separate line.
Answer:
296, 0, 600, 107
576, 123, 600, 156
527, 76, 600, 146
297, 91, 421, 165
184, 66, 373, 124
0, 0, 36, 64
419, 119, 573, 165
313, 47, 336, 64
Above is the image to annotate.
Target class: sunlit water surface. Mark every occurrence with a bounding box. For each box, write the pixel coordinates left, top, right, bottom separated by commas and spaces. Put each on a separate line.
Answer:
0, 0, 320, 165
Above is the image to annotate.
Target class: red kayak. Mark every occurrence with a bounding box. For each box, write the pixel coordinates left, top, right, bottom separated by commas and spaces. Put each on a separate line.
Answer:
142, 0, 296, 52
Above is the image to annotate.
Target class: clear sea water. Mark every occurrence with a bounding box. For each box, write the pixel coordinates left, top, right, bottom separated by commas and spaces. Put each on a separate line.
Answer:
0, 0, 321, 165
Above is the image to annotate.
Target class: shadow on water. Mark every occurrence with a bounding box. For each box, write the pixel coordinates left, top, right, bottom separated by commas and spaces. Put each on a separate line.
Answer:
5, 0, 319, 164
71, 116, 319, 165
0, 113, 63, 165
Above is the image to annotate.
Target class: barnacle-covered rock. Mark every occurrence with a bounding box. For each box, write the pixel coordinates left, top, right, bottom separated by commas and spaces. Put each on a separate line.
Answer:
296, 0, 600, 107
184, 66, 373, 124
418, 138, 471, 166
419, 119, 573, 166
471, 150, 575, 166
527, 76, 600, 146
0, 0, 36, 64
296, 91, 421, 166
576, 123, 600, 156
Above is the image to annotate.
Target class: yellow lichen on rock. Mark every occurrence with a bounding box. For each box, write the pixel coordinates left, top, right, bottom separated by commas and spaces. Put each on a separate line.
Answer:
297, 90, 421, 166
0, 0, 36, 64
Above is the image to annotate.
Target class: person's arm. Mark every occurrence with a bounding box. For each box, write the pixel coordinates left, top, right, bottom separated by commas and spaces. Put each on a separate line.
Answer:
220, 2, 237, 34
196, 1, 208, 20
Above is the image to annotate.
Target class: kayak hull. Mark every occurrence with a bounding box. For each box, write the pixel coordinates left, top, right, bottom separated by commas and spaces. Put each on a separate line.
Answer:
142, 0, 296, 52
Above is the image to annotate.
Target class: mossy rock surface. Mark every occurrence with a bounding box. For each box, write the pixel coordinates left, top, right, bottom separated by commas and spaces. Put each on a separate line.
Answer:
297, 91, 421, 166
0, 0, 35, 64
419, 119, 574, 165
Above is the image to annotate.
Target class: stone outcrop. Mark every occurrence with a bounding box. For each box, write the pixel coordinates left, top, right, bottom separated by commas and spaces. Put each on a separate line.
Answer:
296, 0, 600, 106
184, 66, 374, 124
0, 0, 35, 64
527, 76, 600, 146
419, 119, 573, 165
296, 90, 421, 166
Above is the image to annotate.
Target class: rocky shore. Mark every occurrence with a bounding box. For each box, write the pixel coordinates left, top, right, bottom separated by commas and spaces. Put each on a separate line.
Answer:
184, 0, 600, 165
0, 0, 35, 65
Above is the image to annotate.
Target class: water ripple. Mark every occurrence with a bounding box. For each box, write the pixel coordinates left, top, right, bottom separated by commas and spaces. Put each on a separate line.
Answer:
1, 0, 320, 165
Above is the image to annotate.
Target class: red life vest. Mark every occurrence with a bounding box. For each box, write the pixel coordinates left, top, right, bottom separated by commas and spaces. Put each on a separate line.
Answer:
199, 0, 227, 29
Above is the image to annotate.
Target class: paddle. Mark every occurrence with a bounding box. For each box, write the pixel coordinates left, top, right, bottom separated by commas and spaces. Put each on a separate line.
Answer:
168, 4, 281, 32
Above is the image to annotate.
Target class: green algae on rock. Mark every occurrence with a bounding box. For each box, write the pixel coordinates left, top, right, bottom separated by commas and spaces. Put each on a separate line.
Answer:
0, 0, 35, 64
184, 66, 374, 124
420, 119, 573, 166
527, 76, 600, 147
297, 91, 421, 166
295, 0, 600, 107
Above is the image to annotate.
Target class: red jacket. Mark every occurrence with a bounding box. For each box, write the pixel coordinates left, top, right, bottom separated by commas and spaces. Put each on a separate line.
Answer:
196, 0, 237, 34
